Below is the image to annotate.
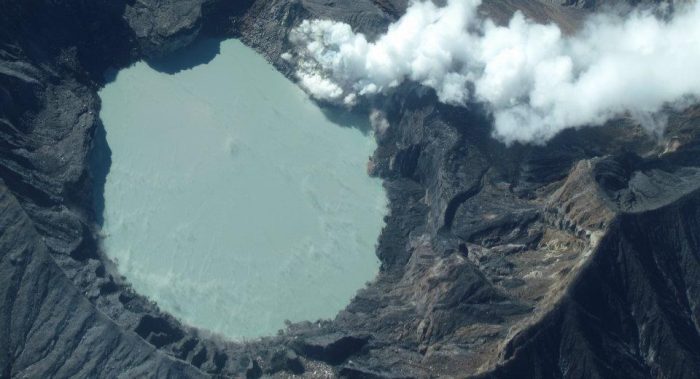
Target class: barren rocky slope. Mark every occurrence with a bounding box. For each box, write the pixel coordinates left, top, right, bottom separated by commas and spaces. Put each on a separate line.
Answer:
1, 0, 699, 378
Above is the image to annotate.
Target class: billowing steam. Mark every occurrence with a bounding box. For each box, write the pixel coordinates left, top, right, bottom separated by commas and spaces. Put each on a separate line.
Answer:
288, 0, 700, 144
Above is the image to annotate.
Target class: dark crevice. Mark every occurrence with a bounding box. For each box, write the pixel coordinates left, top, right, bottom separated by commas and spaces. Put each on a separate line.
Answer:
441, 170, 487, 232
134, 315, 184, 348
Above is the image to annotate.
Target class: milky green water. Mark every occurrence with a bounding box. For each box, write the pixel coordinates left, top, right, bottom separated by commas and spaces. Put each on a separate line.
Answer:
98, 39, 387, 340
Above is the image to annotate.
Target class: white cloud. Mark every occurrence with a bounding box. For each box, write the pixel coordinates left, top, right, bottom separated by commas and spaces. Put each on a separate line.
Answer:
288, 0, 700, 144
297, 71, 344, 100
369, 109, 390, 136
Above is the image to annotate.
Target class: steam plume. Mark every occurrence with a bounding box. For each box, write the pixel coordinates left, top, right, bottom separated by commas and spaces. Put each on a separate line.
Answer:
289, 0, 700, 144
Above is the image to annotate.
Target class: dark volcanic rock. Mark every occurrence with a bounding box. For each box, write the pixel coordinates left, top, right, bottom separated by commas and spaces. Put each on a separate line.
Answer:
293, 333, 370, 365
1, 0, 699, 378
479, 188, 700, 379
266, 348, 304, 374
0, 184, 205, 378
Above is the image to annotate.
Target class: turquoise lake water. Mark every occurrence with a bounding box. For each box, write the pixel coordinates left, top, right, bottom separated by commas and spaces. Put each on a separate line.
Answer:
98, 39, 387, 339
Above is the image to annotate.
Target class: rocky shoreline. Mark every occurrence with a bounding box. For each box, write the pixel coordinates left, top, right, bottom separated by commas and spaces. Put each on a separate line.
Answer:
2, 0, 700, 378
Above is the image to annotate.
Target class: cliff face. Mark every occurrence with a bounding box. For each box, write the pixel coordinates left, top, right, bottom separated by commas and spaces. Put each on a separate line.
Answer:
1, 0, 699, 378
0, 1, 213, 376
